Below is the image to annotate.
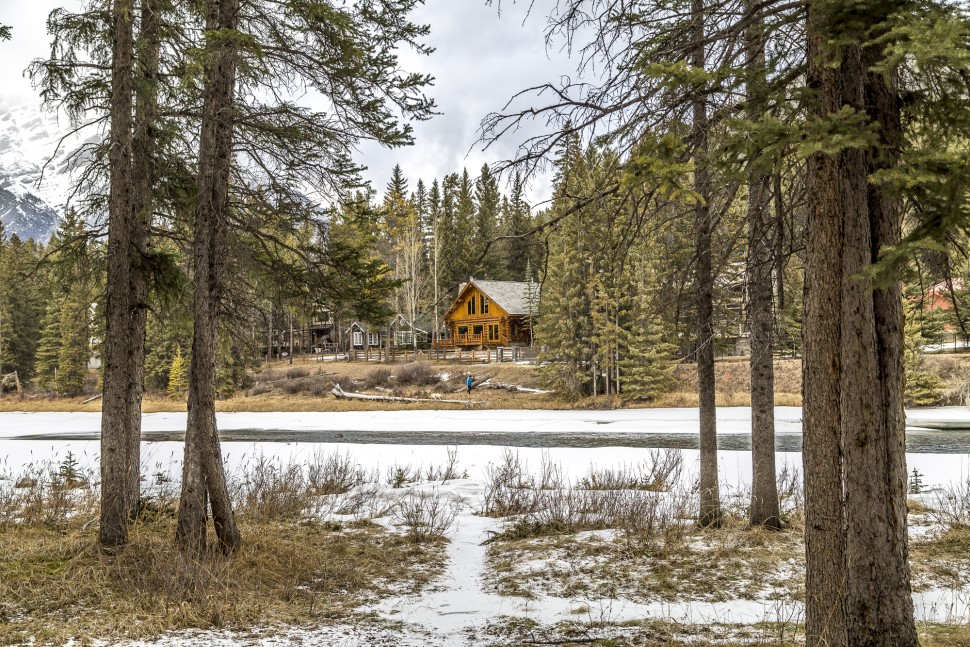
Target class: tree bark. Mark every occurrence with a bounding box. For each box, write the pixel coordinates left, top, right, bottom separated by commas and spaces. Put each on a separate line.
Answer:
744, 0, 780, 530
691, 0, 720, 529
803, 4, 919, 645
803, 5, 849, 644
126, 0, 161, 521
100, 0, 137, 548
176, 0, 242, 556
839, 40, 918, 647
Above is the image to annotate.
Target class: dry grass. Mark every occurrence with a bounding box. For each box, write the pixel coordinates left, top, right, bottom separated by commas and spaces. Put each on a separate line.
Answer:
480, 616, 807, 646
0, 516, 445, 646
486, 516, 805, 605
4, 354, 964, 412
481, 616, 970, 647
0, 450, 459, 645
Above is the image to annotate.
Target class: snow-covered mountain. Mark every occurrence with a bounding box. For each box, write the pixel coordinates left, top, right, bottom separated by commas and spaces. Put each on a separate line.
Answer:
0, 102, 98, 242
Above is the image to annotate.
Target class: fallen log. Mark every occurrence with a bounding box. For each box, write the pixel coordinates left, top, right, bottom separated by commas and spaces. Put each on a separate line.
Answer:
331, 383, 487, 407
81, 393, 103, 404
475, 379, 549, 394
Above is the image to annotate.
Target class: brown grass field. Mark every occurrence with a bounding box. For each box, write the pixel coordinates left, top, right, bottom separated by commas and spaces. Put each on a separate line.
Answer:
1, 354, 966, 413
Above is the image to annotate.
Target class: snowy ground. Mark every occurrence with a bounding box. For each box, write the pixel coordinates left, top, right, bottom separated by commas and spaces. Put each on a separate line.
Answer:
4, 407, 970, 646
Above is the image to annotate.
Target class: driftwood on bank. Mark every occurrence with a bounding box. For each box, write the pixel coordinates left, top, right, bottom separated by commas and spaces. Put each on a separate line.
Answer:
1, 371, 23, 398
331, 383, 488, 408
474, 379, 549, 394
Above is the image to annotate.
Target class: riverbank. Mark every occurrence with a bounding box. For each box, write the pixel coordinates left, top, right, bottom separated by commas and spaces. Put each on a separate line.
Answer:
2, 433, 969, 646
2, 355, 966, 413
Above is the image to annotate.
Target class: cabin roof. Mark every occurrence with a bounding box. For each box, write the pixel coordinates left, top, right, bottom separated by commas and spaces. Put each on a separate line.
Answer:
450, 279, 539, 317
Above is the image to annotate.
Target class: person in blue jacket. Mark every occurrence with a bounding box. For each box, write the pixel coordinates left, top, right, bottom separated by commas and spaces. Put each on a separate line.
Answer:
466, 374, 474, 394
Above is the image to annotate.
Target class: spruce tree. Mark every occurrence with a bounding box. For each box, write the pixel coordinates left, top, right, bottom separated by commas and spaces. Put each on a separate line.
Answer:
167, 347, 188, 397
474, 164, 502, 278
56, 296, 90, 397
504, 172, 533, 280
35, 303, 63, 392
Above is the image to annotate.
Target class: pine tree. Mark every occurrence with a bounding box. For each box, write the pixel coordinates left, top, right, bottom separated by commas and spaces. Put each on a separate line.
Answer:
35, 303, 63, 392
536, 132, 595, 397
504, 172, 534, 280
0, 234, 44, 380
474, 164, 502, 278
167, 347, 188, 397
903, 301, 944, 406
56, 297, 90, 397
620, 263, 676, 401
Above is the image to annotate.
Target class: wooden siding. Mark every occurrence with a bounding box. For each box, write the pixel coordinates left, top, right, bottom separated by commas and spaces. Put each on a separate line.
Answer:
441, 284, 533, 348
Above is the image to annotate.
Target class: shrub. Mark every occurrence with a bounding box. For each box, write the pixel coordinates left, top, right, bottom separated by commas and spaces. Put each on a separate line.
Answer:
395, 361, 440, 387
307, 451, 364, 495
365, 367, 393, 388
393, 490, 460, 543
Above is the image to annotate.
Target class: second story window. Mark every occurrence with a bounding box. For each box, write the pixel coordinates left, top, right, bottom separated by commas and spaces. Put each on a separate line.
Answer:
481, 296, 489, 314
467, 296, 476, 315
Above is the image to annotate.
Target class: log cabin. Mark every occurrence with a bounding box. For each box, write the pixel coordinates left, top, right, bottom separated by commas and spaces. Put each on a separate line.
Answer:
440, 278, 538, 348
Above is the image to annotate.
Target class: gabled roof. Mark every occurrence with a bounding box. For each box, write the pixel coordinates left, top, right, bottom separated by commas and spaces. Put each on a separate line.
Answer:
448, 279, 539, 317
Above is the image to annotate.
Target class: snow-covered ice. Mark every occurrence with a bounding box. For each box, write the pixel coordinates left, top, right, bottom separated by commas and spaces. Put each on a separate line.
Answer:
5, 407, 970, 646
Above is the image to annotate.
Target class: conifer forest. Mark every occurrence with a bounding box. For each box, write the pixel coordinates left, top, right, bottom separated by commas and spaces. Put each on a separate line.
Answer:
2, 1, 970, 646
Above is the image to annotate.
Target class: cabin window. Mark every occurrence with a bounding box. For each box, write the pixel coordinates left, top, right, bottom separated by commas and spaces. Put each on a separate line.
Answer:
488, 324, 499, 341
458, 326, 468, 336
467, 296, 476, 315
368, 333, 379, 346
481, 295, 489, 314
473, 325, 483, 337
352, 330, 363, 346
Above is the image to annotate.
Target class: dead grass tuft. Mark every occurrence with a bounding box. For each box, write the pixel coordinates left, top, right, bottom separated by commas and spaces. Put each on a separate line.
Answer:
0, 516, 444, 645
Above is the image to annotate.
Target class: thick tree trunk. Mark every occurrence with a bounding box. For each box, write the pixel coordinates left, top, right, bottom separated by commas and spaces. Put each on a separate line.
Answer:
100, 0, 137, 548
840, 43, 918, 647
744, 0, 780, 529
803, 5, 919, 646
176, 0, 242, 556
691, 0, 720, 529
803, 7, 848, 645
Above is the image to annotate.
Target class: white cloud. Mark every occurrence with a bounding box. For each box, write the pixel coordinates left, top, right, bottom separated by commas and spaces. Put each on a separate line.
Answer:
0, 0, 576, 206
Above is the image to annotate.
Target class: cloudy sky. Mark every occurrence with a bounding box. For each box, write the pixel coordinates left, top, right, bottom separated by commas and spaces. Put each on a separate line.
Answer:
0, 0, 577, 204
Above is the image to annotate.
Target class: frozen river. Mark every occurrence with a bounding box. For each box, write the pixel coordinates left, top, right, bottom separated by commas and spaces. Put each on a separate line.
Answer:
3, 407, 970, 489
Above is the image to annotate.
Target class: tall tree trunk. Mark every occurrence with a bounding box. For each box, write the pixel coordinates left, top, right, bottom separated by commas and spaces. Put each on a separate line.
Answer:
126, 0, 162, 520
744, 0, 780, 529
99, 0, 137, 548
803, 5, 849, 644
691, 0, 720, 528
839, 40, 918, 647
176, 0, 242, 556
803, 4, 919, 645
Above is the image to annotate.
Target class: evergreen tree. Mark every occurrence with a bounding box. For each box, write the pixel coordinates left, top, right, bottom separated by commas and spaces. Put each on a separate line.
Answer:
474, 164, 502, 278
35, 302, 63, 391
903, 301, 944, 406
504, 172, 534, 280
56, 297, 90, 396
0, 234, 44, 380
167, 346, 188, 397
